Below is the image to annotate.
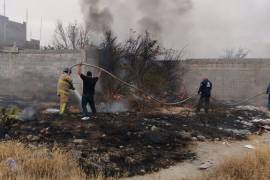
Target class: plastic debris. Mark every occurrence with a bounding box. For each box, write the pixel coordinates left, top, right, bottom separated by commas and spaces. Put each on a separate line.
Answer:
244, 145, 256, 149
6, 158, 17, 170
46, 108, 60, 114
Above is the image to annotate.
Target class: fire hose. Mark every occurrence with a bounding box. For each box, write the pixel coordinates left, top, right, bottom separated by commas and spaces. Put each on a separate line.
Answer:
69, 63, 197, 106
69, 63, 267, 107
213, 92, 266, 107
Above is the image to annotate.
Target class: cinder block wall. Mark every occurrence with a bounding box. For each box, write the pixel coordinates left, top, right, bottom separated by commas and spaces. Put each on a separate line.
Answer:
0, 48, 98, 106
0, 51, 269, 107
182, 59, 270, 106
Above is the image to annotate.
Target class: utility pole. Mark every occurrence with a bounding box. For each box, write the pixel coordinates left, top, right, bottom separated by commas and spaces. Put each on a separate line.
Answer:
39, 17, 43, 46
3, 0, 6, 16
26, 9, 29, 41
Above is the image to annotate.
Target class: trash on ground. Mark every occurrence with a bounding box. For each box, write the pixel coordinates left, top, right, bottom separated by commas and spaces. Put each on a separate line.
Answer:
244, 145, 256, 149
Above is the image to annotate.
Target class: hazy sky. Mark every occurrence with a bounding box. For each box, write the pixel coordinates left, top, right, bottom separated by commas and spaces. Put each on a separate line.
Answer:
3, 0, 82, 46
3, 0, 270, 58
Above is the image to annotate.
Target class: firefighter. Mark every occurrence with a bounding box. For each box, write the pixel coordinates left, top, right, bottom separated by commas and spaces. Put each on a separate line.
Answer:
197, 78, 212, 113
57, 68, 75, 115
266, 82, 270, 110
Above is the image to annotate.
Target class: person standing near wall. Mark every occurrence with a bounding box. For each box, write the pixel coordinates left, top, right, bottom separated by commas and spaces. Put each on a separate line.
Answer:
266, 83, 270, 110
77, 64, 101, 120
197, 78, 212, 113
57, 68, 75, 115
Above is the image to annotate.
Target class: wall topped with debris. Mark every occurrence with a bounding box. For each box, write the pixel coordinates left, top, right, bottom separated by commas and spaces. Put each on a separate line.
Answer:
183, 59, 270, 106
0, 48, 98, 107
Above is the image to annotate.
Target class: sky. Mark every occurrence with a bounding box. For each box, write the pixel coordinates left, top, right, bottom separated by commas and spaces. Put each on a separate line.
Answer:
3, 0, 82, 46
3, 0, 270, 58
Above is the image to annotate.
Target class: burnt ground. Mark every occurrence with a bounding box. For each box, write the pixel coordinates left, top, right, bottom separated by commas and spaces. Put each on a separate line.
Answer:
0, 106, 269, 178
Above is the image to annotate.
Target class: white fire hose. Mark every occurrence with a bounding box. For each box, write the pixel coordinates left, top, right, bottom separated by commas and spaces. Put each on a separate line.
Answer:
213, 92, 266, 107
70, 63, 197, 106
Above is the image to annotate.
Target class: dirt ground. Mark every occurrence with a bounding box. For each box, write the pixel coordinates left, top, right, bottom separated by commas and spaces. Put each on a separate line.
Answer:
0, 105, 269, 178
125, 133, 270, 180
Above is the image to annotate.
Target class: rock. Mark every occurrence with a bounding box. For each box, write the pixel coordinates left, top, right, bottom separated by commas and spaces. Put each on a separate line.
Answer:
178, 131, 192, 140
28, 144, 37, 149
192, 137, 198, 141
70, 150, 82, 160
73, 139, 86, 144
263, 125, 270, 130
197, 135, 206, 141
151, 125, 159, 132
26, 135, 40, 141
32, 136, 40, 141
5, 134, 11, 140
199, 161, 214, 170
103, 154, 110, 163
147, 131, 169, 144
40, 127, 50, 134
125, 156, 136, 164
240, 121, 253, 127
140, 169, 146, 173
102, 134, 106, 137
214, 138, 220, 141
127, 132, 132, 136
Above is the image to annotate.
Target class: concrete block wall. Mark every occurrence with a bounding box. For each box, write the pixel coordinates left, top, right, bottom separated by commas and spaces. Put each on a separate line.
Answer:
0, 49, 93, 105
0, 50, 269, 107
182, 59, 270, 106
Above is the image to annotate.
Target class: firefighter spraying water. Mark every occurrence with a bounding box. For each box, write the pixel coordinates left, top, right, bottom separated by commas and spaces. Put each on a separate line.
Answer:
57, 68, 75, 115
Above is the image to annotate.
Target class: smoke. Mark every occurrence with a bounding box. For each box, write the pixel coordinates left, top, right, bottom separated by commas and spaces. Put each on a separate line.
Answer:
80, 0, 192, 41
137, 0, 192, 39
79, 0, 270, 58
80, 0, 113, 32
98, 100, 130, 113
19, 107, 37, 121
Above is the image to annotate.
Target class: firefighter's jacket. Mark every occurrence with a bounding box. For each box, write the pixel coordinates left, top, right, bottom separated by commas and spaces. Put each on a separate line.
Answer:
57, 73, 75, 96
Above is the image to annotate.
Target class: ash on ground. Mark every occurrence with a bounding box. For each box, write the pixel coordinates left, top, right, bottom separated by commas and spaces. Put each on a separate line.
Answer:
0, 105, 269, 178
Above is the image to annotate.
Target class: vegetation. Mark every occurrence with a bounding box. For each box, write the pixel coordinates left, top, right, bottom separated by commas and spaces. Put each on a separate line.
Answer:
98, 30, 186, 102
220, 48, 249, 59
0, 141, 86, 180
53, 21, 91, 50
190, 146, 270, 180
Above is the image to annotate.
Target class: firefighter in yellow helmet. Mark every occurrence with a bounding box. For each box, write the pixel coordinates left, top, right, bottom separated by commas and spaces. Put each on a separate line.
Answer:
57, 68, 75, 115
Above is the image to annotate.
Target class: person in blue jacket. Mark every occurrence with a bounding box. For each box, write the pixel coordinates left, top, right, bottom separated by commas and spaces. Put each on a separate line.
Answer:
266, 83, 270, 110
197, 78, 212, 113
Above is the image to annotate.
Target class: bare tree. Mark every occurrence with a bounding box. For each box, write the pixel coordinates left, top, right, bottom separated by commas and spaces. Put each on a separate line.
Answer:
53, 21, 69, 49
160, 48, 187, 93
77, 25, 90, 49
220, 48, 249, 59
67, 22, 79, 49
53, 21, 91, 50
122, 31, 160, 90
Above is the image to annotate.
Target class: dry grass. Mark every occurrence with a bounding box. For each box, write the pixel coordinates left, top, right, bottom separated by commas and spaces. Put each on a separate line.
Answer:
190, 146, 270, 180
0, 141, 86, 180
